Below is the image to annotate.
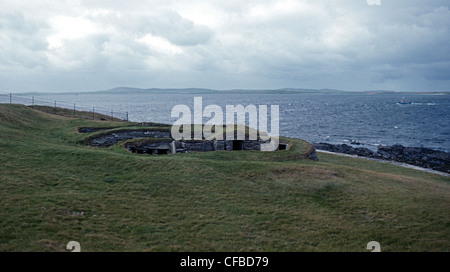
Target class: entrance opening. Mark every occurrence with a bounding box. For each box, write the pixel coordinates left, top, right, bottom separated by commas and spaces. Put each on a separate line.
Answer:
157, 149, 169, 155
149, 148, 169, 155
233, 140, 243, 150
278, 143, 288, 150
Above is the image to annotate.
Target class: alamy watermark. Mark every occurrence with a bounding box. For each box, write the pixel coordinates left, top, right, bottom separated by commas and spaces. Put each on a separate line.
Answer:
66, 241, 81, 252
170, 97, 280, 151
367, 241, 381, 252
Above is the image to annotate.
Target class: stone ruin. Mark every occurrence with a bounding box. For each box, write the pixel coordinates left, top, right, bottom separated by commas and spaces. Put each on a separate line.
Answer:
87, 129, 171, 147
79, 127, 289, 155
124, 139, 287, 155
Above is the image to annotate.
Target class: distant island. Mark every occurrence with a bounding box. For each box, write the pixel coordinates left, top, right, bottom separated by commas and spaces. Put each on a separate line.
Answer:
91, 87, 450, 95
10, 87, 450, 95
16, 87, 450, 96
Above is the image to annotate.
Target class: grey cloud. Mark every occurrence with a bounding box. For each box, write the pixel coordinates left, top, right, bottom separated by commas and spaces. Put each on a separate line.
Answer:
0, 12, 50, 70
148, 11, 214, 46
420, 61, 450, 81
0, 0, 450, 92
83, 9, 214, 47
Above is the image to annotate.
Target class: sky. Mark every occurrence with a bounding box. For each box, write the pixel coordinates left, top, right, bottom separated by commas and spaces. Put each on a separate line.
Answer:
0, 0, 449, 93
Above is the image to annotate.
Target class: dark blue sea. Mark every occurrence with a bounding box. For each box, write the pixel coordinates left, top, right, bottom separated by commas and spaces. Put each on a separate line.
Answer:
12, 92, 450, 152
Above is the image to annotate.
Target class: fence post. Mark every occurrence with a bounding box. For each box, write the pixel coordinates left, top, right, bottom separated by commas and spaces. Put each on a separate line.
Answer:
32, 96, 34, 108
111, 109, 113, 120
126, 112, 128, 122
93, 107, 95, 120
10, 93, 12, 104
73, 104, 76, 117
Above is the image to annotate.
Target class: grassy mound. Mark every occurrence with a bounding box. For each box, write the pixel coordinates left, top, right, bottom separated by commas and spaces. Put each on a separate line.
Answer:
0, 104, 449, 252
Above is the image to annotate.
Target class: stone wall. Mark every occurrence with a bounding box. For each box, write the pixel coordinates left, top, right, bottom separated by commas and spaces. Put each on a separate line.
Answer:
125, 139, 269, 154
88, 130, 171, 147
80, 127, 314, 160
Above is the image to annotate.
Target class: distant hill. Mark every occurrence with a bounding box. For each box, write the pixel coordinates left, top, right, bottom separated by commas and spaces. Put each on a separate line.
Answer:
95, 87, 219, 94
12, 87, 450, 96
91, 87, 450, 95
93, 87, 348, 95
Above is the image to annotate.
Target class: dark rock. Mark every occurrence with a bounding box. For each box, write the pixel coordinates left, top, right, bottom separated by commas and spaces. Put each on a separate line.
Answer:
376, 144, 450, 173
314, 142, 450, 173
354, 147, 376, 157
313, 142, 375, 157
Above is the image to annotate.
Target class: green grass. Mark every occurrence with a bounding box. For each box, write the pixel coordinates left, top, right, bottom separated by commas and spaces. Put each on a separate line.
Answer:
0, 104, 449, 252
31, 105, 126, 122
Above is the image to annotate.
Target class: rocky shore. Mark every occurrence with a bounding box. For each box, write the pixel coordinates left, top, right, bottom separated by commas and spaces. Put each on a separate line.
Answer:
313, 142, 450, 174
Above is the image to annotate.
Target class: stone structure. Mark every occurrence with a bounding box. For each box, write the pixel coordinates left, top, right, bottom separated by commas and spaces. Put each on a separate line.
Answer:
124, 139, 275, 155
87, 130, 171, 147
79, 126, 285, 154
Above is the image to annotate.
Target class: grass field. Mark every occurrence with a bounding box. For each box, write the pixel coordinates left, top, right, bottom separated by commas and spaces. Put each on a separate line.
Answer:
0, 104, 449, 252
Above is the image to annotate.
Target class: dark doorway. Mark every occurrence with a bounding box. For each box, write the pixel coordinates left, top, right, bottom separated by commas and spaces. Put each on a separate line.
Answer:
233, 140, 243, 150
148, 148, 169, 155
278, 143, 288, 150
157, 149, 169, 155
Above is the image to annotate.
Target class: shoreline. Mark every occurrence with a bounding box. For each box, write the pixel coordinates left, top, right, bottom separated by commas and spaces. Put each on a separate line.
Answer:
316, 150, 450, 177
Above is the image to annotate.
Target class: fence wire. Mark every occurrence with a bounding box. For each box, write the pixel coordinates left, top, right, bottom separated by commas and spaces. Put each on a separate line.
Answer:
0, 93, 128, 122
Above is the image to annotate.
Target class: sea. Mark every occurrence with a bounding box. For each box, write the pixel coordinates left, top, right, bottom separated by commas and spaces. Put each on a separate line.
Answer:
6, 92, 450, 153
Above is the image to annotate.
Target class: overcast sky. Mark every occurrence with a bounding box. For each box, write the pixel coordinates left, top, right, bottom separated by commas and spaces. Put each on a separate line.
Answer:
1, 0, 449, 93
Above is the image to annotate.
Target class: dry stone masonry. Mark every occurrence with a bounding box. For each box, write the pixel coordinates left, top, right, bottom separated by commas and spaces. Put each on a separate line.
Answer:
79, 127, 288, 154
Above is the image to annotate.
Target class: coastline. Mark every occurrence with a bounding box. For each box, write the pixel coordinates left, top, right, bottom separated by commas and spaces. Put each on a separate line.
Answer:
316, 150, 450, 177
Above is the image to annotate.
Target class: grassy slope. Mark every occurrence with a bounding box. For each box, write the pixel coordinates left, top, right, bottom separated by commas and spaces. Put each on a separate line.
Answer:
0, 104, 449, 252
